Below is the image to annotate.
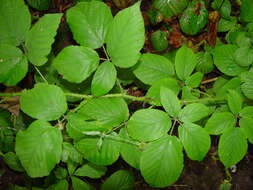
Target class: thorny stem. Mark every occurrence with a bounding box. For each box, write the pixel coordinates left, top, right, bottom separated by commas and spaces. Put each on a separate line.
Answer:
83, 131, 141, 147
0, 91, 226, 105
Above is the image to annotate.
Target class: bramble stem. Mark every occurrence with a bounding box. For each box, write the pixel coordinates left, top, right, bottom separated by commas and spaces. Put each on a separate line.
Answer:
0, 91, 225, 105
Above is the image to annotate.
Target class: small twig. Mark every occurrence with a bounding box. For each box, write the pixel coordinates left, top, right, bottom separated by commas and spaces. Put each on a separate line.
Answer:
201, 77, 218, 84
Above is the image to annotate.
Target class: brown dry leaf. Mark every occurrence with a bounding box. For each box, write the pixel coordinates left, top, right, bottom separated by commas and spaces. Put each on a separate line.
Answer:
168, 22, 185, 48
0, 87, 22, 116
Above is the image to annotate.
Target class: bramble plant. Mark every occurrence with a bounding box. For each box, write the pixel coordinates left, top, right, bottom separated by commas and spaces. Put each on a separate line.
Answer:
1, 0, 253, 189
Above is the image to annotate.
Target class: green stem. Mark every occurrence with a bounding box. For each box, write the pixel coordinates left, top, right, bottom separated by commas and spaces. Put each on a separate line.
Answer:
181, 98, 225, 104
102, 45, 110, 61
0, 91, 225, 105
170, 120, 177, 135
0, 92, 22, 97
104, 134, 140, 147
34, 66, 48, 84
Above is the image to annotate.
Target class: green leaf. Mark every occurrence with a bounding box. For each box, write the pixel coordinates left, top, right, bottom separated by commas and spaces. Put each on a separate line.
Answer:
0, 44, 28, 86
146, 77, 181, 106
150, 30, 169, 51
227, 90, 243, 115
91, 61, 116, 96
181, 86, 199, 101
153, 0, 189, 18
239, 106, 253, 118
175, 45, 197, 81
185, 72, 203, 88
66, 113, 106, 141
119, 128, 141, 169
20, 83, 67, 121
77, 97, 129, 128
71, 176, 95, 190
67, 1, 112, 49
234, 46, 253, 67
133, 53, 175, 85
220, 0, 231, 19
241, 81, 253, 100
27, 0, 50, 11
239, 117, 253, 144
3, 152, 24, 172
101, 170, 134, 190
178, 122, 211, 161
218, 18, 237, 32
127, 109, 171, 142
179, 103, 209, 122
204, 112, 236, 135
160, 87, 181, 118
215, 77, 241, 98
53, 45, 99, 83
74, 163, 107, 178
0, 0, 31, 46
62, 142, 83, 164
240, 0, 253, 22
75, 133, 120, 166
25, 14, 62, 66
213, 45, 247, 76
47, 180, 69, 190
211, 0, 223, 9
106, 2, 145, 68
179, 0, 208, 35
140, 136, 184, 187
218, 127, 248, 168
54, 167, 68, 179
15, 120, 62, 177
